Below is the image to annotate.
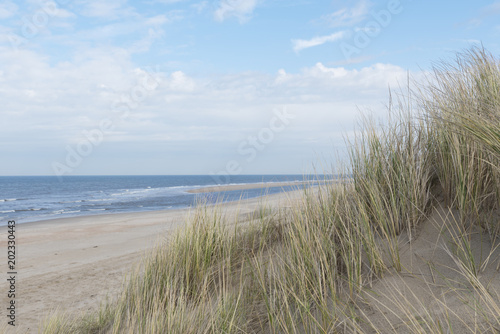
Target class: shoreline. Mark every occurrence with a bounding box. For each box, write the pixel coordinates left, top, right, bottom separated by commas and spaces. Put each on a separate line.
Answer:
5, 180, 316, 227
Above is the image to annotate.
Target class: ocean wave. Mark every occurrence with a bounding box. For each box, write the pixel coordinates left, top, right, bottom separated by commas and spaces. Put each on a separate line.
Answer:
84, 198, 113, 202
129, 188, 155, 195
111, 189, 130, 196
0, 198, 17, 202
65, 210, 81, 214
180, 181, 302, 190
15, 208, 44, 212
0, 210, 15, 213
111, 188, 156, 196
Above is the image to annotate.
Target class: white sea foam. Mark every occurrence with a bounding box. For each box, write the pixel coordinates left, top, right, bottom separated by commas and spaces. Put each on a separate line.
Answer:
111, 188, 156, 196
85, 198, 112, 202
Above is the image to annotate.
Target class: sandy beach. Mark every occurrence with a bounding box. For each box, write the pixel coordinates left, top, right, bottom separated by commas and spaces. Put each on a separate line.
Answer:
187, 181, 311, 193
0, 188, 302, 333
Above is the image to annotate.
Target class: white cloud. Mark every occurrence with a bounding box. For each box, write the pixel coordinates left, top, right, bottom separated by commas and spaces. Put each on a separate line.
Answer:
292, 31, 346, 53
321, 0, 371, 27
0, 0, 17, 19
80, 0, 135, 19
300, 62, 406, 88
214, 0, 258, 23
167, 71, 196, 91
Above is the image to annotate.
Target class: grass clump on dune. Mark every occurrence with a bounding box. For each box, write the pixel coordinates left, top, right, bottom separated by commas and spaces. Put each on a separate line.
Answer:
423, 48, 500, 226
41, 46, 500, 333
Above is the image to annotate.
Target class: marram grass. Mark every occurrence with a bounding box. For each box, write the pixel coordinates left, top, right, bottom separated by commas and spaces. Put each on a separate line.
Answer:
36, 46, 500, 333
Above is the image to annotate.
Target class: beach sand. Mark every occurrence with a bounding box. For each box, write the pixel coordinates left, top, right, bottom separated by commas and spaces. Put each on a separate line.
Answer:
187, 181, 309, 193
0, 188, 302, 333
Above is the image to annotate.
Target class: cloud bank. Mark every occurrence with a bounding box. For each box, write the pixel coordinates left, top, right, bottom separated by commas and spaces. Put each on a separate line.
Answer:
0, 43, 413, 174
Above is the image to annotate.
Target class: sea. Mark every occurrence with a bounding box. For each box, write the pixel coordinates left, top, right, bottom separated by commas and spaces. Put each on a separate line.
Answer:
0, 175, 319, 225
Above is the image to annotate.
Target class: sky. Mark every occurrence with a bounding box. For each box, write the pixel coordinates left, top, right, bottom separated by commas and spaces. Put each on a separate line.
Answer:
0, 0, 499, 176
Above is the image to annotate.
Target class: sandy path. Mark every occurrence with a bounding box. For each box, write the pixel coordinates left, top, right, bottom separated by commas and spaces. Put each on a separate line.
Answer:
0, 190, 299, 333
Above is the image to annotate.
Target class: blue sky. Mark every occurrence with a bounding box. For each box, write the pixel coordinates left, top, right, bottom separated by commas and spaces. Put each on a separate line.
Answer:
1, 0, 499, 176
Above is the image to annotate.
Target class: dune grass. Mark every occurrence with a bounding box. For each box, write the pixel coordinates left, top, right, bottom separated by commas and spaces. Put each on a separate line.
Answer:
37, 46, 500, 333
